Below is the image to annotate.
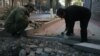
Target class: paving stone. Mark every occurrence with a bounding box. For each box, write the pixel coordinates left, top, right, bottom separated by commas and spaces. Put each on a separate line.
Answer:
74, 43, 100, 54
39, 43, 44, 47
19, 49, 26, 56
44, 47, 53, 52
36, 48, 43, 54
41, 52, 49, 56
29, 45, 38, 48
29, 51, 35, 56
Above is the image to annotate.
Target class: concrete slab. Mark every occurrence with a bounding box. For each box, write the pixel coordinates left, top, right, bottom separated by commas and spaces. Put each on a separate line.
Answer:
74, 43, 100, 54
60, 39, 80, 46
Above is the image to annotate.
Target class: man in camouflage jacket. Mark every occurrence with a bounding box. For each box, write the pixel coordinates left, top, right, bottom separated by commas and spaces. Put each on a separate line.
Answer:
4, 3, 35, 37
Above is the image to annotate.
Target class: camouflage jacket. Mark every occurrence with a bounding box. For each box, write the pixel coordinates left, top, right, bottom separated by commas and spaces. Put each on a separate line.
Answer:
4, 6, 30, 33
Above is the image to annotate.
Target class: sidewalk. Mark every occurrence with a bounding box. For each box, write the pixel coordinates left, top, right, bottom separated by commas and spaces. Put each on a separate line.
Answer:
88, 19, 100, 40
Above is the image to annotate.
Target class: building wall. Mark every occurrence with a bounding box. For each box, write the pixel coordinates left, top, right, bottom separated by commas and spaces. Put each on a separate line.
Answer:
83, 0, 100, 21
91, 0, 100, 20
83, 0, 91, 9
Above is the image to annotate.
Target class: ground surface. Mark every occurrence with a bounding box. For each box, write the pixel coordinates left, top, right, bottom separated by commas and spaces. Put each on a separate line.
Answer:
0, 13, 100, 56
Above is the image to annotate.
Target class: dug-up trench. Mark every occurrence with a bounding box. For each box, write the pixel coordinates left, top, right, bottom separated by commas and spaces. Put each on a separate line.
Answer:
26, 17, 60, 37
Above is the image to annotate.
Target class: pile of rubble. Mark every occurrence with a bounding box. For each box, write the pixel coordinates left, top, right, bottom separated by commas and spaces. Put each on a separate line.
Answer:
0, 37, 99, 56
